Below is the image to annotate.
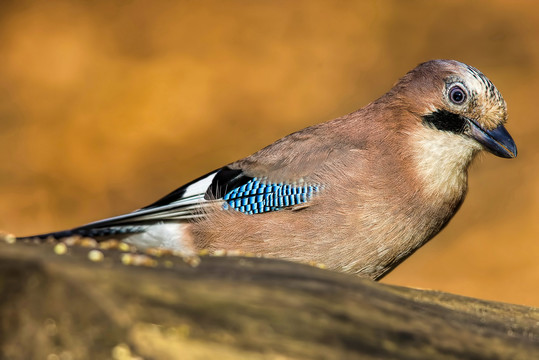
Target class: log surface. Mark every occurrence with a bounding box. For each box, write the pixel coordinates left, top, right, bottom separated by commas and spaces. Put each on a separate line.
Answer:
0, 240, 537, 360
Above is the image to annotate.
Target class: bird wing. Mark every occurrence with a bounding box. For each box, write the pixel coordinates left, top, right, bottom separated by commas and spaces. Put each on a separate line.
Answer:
18, 115, 368, 241
78, 166, 324, 232
73, 118, 365, 232
77, 170, 221, 230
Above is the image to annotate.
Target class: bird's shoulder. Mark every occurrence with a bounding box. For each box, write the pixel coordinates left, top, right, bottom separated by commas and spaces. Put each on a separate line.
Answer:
229, 112, 372, 182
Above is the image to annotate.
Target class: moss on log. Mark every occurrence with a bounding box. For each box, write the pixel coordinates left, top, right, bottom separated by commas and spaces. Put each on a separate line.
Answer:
0, 240, 537, 359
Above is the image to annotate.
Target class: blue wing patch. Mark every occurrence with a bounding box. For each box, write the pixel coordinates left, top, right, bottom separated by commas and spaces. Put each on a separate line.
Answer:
222, 178, 321, 214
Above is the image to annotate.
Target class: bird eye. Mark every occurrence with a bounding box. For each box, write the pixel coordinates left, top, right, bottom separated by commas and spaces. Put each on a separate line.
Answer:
449, 85, 467, 105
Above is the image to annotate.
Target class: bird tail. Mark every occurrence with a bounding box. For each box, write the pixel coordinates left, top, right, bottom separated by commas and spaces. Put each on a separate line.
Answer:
16, 224, 149, 242
15, 185, 212, 244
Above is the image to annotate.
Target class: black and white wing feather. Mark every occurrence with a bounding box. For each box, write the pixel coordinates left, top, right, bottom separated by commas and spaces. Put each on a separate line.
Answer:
19, 165, 322, 240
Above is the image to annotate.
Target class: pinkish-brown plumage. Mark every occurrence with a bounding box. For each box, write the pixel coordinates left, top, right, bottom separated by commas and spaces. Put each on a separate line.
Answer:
19, 60, 517, 279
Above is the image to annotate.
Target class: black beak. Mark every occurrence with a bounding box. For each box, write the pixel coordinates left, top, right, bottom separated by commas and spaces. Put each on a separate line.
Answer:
467, 119, 517, 158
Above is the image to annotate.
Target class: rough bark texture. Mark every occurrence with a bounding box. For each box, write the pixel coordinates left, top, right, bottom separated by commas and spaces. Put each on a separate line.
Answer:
0, 240, 537, 360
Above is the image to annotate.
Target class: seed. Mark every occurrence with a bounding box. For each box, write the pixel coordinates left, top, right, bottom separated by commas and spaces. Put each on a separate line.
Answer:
54, 243, 67, 255
88, 249, 104, 262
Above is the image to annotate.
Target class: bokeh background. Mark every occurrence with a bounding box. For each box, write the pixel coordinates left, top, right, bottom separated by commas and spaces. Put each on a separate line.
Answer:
0, 0, 537, 306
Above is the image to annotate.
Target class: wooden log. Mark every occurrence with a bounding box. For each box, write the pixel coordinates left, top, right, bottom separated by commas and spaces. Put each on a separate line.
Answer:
0, 240, 537, 360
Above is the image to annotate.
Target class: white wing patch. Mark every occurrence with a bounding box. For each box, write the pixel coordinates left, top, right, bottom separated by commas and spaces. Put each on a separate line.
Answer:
180, 171, 217, 199
80, 171, 219, 228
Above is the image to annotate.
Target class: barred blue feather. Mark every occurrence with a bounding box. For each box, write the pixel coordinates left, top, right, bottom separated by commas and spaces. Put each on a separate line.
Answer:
222, 178, 321, 214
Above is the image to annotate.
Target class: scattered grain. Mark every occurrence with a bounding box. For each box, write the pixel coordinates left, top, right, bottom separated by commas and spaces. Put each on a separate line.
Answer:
54, 243, 67, 255
88, 249, 104, 262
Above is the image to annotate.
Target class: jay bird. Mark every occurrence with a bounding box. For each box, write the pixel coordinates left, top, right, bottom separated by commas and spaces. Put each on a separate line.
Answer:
19, 59, 517, 279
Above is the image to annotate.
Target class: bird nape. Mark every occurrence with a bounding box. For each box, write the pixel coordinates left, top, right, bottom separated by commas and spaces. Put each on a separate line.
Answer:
17, 59, 517, 280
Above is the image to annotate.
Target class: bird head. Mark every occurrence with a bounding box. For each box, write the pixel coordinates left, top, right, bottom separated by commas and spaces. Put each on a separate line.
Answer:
392, 59, 517, 159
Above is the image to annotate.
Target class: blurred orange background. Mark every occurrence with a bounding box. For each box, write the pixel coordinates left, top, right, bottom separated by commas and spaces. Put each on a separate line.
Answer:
0, 0, 537, 306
